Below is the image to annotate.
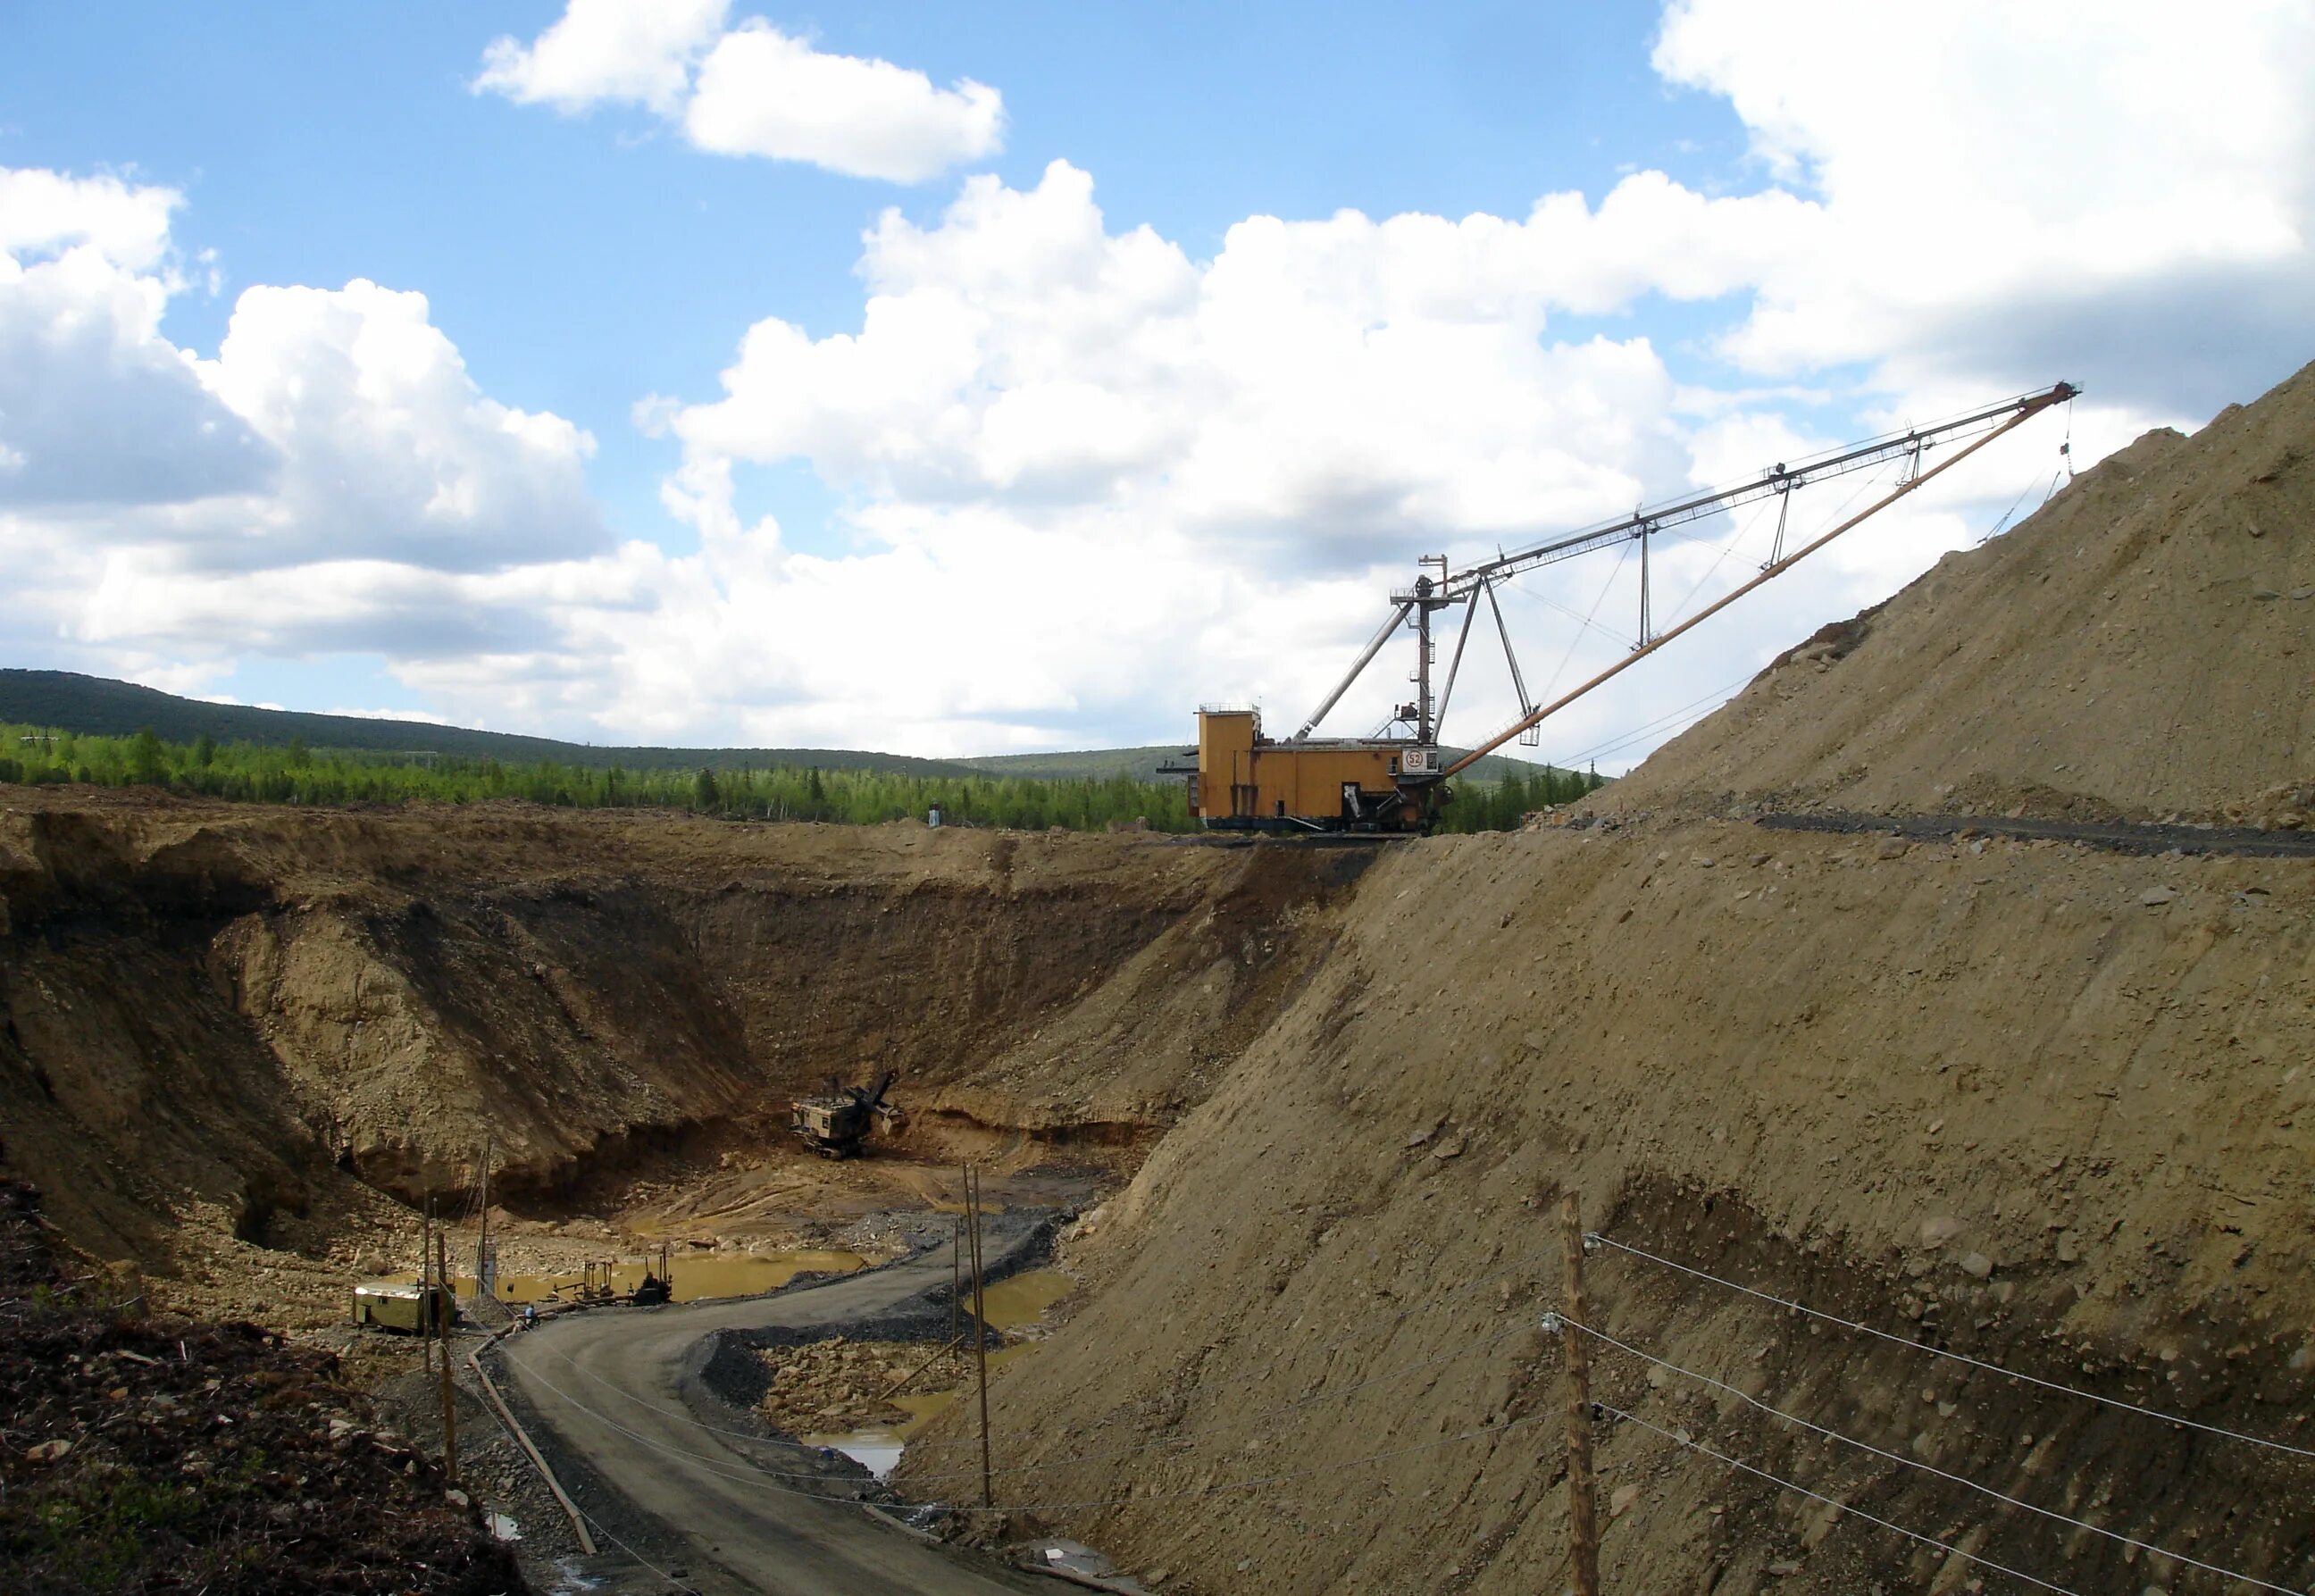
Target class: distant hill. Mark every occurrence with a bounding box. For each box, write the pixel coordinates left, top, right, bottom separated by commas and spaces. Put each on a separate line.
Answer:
0, 670, 982, 778
0, 669, 1585, 787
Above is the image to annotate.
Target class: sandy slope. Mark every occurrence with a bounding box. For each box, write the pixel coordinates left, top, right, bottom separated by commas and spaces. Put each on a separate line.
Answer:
1605, 361, 2315, 823
902, 360, 2315, 1593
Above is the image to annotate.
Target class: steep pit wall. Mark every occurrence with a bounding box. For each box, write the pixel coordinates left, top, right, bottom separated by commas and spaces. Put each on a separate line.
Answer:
911, 820, 2315, 1594
0, 791, 1366, 1269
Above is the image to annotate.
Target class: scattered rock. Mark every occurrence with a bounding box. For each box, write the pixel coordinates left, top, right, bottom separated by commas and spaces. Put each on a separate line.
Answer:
1959, 1251, 1994, 1279
2140, 886, 2178, 906
1919, 1216, 1962, 1249
25, 1439, 71, 1462
1609, 1483, 1642, 1517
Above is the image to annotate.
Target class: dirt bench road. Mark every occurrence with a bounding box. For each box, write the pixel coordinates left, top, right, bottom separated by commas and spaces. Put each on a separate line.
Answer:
493, 1238, 1049, 1596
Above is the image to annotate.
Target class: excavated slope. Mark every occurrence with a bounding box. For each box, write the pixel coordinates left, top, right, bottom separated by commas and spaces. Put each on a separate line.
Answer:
1603, 358, 2315, 823
907, 362, 2315, 1592
0, 794, 1366, 1264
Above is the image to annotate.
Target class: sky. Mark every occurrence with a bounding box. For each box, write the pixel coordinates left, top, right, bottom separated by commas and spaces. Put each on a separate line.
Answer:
3, 1, 2311, 766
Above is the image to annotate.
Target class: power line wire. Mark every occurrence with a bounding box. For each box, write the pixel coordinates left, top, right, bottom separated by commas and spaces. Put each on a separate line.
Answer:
1565, 1319, 2303, 1594
565, 1500, 700, 1594
1597, 1400, 2087, 1595
1588, 1233, 2315, 1463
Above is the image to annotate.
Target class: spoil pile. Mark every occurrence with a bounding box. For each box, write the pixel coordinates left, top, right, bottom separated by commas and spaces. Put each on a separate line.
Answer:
1606, 358, 2315, 821
0, 1156, 521, 1594
755, 1336, 951, 1434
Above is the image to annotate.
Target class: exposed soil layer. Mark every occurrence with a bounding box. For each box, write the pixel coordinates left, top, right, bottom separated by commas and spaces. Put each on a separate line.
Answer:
0, 1164, 522, 1595
0, 802, 1365, 1319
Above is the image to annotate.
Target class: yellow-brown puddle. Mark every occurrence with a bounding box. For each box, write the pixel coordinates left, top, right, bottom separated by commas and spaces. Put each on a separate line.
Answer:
391, 1249, 865, 1305
803, 1269, 1067, 1479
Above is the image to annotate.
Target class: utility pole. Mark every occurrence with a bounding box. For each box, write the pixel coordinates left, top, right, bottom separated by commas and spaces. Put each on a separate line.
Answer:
969, 1166, 993, 1512
421, 1197, 435, 1375
474, 1136, 491, 1308
949, 1204, 963, 1354
435, 1227, 459, 1489
1560, 1191, 1601, 1596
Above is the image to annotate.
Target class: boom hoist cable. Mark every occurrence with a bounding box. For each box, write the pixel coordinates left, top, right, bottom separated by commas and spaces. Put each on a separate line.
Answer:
1198, 383, 2076, 835
1433, 384, 2075, 780
1290, 385, 2078, 787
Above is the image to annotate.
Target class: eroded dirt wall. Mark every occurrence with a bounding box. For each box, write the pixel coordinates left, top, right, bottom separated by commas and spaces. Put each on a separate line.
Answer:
0, 794, 1365, 1267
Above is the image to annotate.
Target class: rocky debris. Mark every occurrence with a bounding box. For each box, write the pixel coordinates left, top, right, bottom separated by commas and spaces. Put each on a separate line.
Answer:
756, 1337, 958, 1435
0, 1166, 522, 1594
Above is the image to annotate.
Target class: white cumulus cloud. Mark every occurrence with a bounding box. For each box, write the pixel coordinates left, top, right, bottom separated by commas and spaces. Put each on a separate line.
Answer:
0, 164, 610, 691
473, 0, 730, 116
20, 2, 2315, 767
1653, 0, 2315, 414
475, 3, 1003, 183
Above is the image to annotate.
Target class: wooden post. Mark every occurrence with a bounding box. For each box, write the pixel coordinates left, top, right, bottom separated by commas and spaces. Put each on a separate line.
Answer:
1561, 1191, 1601, 1596
950, 1201, 963, 1354
474, 1136, 491, 1304
969, 1166, 993, 1512
435, 1227, 459, 1488
421, 1197, 434, 1375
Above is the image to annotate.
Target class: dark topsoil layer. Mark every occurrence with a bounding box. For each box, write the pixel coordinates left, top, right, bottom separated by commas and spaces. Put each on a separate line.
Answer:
0, 1166, 524, 1596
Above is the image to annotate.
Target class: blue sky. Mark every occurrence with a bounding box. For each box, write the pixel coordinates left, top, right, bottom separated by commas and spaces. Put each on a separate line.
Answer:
3, 3, 2310, 757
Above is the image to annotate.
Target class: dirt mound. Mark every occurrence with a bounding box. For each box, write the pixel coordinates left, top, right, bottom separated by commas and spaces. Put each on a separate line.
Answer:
0, 1163, 520, 1594
1602, 357, 2315, 822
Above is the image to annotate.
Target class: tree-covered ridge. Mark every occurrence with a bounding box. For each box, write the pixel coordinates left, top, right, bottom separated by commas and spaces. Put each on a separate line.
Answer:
0, 725, 1196, 831
0, 670, 982, 776
0, 724, 1595, 834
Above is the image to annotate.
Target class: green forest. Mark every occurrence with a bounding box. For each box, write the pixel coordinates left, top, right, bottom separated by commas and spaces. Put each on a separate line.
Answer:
0, 724, 1596, 834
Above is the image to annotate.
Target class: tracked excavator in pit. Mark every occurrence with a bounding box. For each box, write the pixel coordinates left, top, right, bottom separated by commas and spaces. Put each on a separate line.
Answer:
790, 1070, 902, 1158
1165, 383, 2078, 835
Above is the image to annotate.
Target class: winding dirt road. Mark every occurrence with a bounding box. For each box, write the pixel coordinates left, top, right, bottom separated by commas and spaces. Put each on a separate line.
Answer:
493, 1239, 1049, 1596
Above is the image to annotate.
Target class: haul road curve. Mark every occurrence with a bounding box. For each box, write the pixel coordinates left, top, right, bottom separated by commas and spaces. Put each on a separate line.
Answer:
491, 1236, 1051, 1596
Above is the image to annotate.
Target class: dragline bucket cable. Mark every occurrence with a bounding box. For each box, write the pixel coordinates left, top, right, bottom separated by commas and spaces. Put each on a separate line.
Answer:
1437, 381, 2077, 779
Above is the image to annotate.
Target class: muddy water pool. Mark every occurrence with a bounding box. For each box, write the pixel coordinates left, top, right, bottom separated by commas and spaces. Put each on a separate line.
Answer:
802, 1268, 1067, 1478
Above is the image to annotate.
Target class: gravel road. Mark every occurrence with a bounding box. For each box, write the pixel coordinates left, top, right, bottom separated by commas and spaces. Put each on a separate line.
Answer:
491, 1231, 1053, 1596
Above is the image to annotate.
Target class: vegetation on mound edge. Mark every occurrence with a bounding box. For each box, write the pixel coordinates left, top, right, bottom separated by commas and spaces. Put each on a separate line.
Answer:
0, 723, 1599, 832
0, 1157, 523, 1595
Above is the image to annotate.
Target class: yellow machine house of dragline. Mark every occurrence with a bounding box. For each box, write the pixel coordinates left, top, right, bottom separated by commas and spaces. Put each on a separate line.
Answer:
1165, 383, 2078, 834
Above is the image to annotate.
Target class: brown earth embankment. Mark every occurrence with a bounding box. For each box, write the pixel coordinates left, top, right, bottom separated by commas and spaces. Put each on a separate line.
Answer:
920, 817, 2313, 1593
0, 796, 1366, 1287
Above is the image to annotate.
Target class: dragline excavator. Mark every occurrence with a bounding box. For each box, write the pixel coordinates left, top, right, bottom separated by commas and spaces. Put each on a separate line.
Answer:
1166, 382, 2078, 835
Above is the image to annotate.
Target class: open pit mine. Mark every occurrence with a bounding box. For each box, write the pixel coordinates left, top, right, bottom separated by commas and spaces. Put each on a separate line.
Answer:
5, 359, 2315, 1595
